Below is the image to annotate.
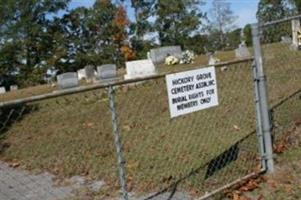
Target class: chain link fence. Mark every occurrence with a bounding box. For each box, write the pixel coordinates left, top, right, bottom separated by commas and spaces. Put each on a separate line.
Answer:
0, 59, 263, 200
115, 60, 261, 199
259, 17, 301, 146
2, 16, 301, 200
0, 88, 121, 200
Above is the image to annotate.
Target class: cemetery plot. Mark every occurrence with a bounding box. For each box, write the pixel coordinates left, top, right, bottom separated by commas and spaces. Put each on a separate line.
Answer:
1, 42, 301, 198
0, 87, 6, 94
149, 46, 183, 64
97, 64, 117, 80
235, 42, 250, 59
57, 72, 79, 89
124, 59, 157, 80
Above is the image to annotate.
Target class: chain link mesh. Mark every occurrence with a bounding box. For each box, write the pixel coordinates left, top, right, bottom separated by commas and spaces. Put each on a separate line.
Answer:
0, 60, 262, 200
260, 20, 301, 144
0, 88, 121, 200
115, 60, 261, 199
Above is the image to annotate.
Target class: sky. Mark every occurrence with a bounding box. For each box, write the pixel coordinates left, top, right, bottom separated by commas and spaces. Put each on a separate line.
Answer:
69, 0, 260, 28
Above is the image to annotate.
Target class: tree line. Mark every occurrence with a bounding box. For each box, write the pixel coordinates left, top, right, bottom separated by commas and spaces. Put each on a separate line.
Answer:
0, 0, 300, 87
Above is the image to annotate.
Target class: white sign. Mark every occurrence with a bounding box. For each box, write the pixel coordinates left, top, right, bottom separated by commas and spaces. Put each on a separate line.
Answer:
166, 67, 219, 118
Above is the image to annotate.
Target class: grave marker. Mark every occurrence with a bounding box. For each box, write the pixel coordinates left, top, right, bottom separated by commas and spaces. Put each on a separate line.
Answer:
10, 85, 18, 91
77, 68, 87, 80
85, 65, 96, 81
292, 19, 301, 50
0, 87, 6, 94
149, 46, 182, 64
97, 64, 117, 79
124, 59, 157, 80
235, 42, 250, 59
57, 72, 79, 89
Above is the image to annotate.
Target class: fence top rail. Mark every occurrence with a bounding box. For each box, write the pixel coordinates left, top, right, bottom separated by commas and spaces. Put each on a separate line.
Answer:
259, 14, 301, 28
0, 58, 253, 108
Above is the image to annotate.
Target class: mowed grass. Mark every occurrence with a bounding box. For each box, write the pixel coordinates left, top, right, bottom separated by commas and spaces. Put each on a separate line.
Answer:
0, 43, 300, 198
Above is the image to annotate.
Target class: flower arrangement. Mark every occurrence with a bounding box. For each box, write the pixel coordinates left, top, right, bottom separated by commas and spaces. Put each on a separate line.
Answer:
165, 56, 179, 65
180, 50, 195, 64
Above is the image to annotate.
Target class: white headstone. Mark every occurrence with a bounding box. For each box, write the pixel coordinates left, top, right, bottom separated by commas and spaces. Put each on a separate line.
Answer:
235, 42, 250, 59
124, 59, 157, 80
0, 87, 6, 94
149, 46, 182, 64
10, 85, 18, 91
77, 68, 87, 80
147, 51, 151, 60
291, 19, 301, 50
208, 55, 220, 65
281, 36, 292, 44
57, 72, 79, 89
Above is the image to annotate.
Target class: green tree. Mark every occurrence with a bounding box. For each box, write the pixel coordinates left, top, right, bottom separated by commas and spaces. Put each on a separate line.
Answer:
128, 0, 155, 59
243, 24, 252, 46
226, 28, 241, 50
0, 0, 70, 86
288, 0, 301, 13
130, 0, 155, 39
154, 0, 206, 48
55, 0, 120, 71
257, 0, 289, 23
257, 0, 291, 43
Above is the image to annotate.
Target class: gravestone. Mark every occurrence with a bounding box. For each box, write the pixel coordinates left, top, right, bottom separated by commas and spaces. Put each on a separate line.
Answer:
77, 68, 87, 80
0, 87, 6, 94
208, 55, 227, 71
281, 36, 292, 44
57, 72, 79, 89
235, 41, 250, 59
208, 55, 219, 65
149, 46, 182, 64
85, 65, 96, 82
10, 85, 18, 91
291, 19, 301, 50
124, 59, 157, 80
97, 64, 117, 80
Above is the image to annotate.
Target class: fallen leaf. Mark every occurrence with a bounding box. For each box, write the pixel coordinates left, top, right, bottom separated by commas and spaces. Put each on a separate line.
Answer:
233, 125, 240, 131
9, 162, 20, 168
123, 125, 131, 131
239, 179, 259, 192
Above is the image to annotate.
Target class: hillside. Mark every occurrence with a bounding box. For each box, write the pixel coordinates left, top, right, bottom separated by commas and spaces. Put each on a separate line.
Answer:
0, 43, 300, 199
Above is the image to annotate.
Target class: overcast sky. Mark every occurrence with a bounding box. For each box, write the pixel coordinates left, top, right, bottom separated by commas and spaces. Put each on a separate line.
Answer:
69, 0, 259, 28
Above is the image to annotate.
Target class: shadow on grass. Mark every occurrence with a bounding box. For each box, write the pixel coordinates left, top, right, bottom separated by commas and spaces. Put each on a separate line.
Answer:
144, 88, 301, 200
270, 88, 301, 139
0, 104, 35, 153
144, 131, 256, 200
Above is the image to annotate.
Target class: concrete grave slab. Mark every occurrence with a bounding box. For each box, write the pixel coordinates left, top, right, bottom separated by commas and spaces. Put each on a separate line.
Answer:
57, 72, 79, 89
124, 59, 157, 80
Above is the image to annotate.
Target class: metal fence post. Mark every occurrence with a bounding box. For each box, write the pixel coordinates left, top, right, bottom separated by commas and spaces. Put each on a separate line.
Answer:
251, 61, 266, 170
251, 23, 275, 173
108, 86, 129, 200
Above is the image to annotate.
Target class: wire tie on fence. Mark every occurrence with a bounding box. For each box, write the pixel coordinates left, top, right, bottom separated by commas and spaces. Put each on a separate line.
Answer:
258, 75, 267, 81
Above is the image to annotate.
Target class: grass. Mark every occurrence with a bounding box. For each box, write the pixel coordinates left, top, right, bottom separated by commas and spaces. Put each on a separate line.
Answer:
234, 124, 301, 200
0, 42, 301, 199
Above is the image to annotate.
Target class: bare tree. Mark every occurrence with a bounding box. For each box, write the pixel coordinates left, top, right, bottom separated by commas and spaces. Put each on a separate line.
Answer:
209, 0, 237, 46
